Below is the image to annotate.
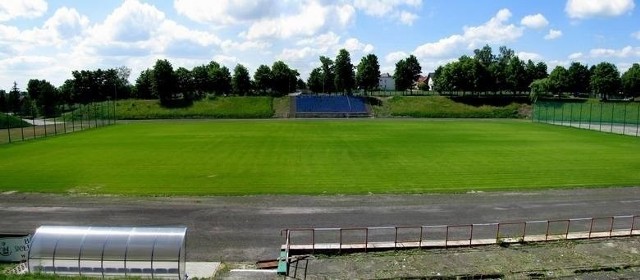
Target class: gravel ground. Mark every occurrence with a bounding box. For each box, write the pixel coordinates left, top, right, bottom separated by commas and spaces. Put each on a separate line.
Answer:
288, 237, 640, 279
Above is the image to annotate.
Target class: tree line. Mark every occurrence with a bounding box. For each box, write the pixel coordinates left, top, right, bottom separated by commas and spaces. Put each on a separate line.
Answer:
433, 45, 640, 100
3, 45, 640, 117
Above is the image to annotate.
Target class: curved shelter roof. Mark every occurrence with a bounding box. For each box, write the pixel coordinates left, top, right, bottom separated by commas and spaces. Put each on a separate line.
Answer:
28, 226, 187, 279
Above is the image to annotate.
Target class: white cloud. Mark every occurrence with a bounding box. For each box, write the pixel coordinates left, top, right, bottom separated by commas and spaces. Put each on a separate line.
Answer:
520, 14, 548, 29
352, 0, 422, 26
568, 52, 583, 60
352, 0, 421, 17
399, 11, 419, 25
343, 38, 374, 54
517, 51, 543, 61
633, 31, 640, 40
174, 0, 276, 25
296, 32, 341, 49
221, 39, 271, 53
277, 33, 374, 62
566, 0, 635, 19
43, 7, 90, 40
0, 0, 47, 22
589, 46, 640, 58
414, 9, 523, 59
544, 29, 563, 40
385, 51, 409, 64
245, 2, 355, 40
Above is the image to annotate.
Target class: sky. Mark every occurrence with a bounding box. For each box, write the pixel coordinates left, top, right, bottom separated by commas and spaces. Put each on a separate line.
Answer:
0, 0, 639, 89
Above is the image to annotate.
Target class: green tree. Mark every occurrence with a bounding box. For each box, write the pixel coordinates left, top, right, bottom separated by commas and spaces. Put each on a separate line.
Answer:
175, 67, 194, 101
622, 63, 640, 97
333, 49, 355, 94
7, 82, 22, 114
296, 78, 306, 90
567, 62, 591, 94
0, 90, 6, 112
307, 67, 323, 93
232, 64, 251, 95
253, 64, 272, 95
506, 56, 527, 94
356, 53, 381, 95
190, 65, 208, 99
319, 56, 335, 93
134, 69, 155, 99
270, 61, 298, 96
590, 62, 621, 100
151, 59, 177, 105
394, 55, 421, 93
27, 79, 59, 117
529, 78, 550, 102
548, 66, 569, 95
207, 61, 231, 95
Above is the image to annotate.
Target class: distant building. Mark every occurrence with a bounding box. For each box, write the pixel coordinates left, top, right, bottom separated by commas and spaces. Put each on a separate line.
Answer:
426, 72, 436, 90
414, 75, 428, 90
379, 73, 395, 91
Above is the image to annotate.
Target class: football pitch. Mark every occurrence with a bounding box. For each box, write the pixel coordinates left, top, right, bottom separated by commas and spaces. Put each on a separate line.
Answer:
1, 119, 639, 195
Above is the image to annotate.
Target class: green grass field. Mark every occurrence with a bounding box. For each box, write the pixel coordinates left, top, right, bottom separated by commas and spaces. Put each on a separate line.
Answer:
1, 119, 639, 195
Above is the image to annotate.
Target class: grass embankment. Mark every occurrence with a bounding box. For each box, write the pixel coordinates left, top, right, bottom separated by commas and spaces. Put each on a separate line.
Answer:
0, 114, 30, 129
374, 96, 524, 118
115, 97, 273, 119
65, 97, 274, 120
1, 119, 639, 195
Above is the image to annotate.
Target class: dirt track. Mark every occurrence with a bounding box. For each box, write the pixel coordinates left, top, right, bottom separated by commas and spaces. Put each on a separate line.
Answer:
1, 187, 640, 262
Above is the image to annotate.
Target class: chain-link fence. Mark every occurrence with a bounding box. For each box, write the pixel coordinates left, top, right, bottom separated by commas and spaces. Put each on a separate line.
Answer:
532, 101, 640, 137
1, 102, 116, 145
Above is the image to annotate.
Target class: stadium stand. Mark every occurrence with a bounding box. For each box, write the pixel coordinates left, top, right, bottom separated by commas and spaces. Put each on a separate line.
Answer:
294, 95, 370, 118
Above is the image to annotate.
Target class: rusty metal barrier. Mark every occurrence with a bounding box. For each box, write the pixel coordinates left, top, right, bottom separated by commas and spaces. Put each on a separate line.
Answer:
281, 215, 640, 254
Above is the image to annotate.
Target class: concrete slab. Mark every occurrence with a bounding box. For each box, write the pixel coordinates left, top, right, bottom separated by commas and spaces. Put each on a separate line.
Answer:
222, 269, 277, 280
186, 262, 220, 279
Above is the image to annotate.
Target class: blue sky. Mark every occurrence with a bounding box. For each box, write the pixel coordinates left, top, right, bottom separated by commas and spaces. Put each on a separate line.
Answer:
0, 0, 638, 88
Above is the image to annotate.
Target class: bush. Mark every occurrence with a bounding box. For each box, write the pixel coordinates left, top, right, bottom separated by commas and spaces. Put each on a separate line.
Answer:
0, 113, 31, 129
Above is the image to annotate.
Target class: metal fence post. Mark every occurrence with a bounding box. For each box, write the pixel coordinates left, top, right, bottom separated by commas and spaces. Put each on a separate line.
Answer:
20, 119, 24, 141
636, 103, 640, 137
561, 104, 565, 126
599, 103, 603, 132
445, 226, 449, 248
53, 114, 57, 135
43, 116, 47, 137
588, 103, 593, 130
469, 225, 474, 247
545, 221, 550, 241
623, 103, 628, 135
553, 105, 557, 125
5, 113, 10, 143
609, 217, 614, 237
569, 103, 573, 127
545, 104, 549, 123
589, 218, 594, 238
32, 107, 36, 139
578, 103, 583, 128
611, 103, 615, 133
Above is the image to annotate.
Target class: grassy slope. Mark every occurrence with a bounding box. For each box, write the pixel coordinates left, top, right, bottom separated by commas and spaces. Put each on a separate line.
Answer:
374, 96, 523, 118
0, 114, 30, 129
1, 119, 639, 195
115, 97, 274, 119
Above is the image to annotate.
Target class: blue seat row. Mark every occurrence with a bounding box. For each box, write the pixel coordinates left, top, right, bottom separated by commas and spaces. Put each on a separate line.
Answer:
295, 96, 367, 113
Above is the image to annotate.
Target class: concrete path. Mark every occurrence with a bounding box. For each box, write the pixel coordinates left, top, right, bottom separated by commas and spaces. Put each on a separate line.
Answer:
1, 187, 640, 262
